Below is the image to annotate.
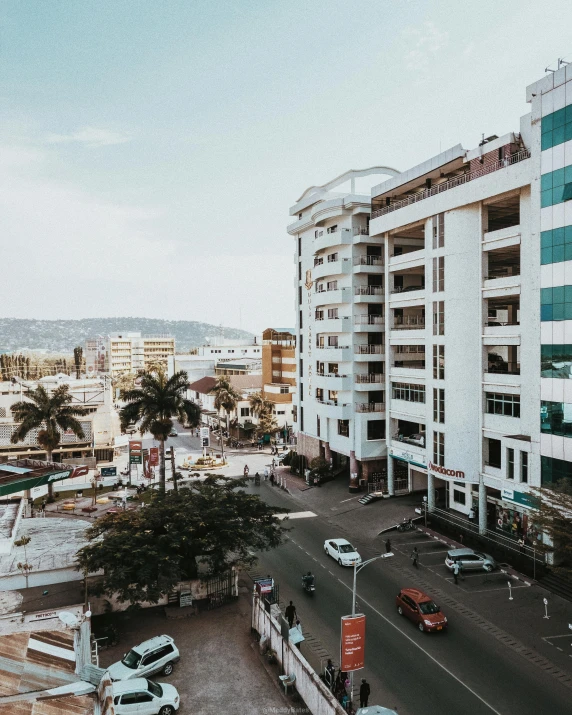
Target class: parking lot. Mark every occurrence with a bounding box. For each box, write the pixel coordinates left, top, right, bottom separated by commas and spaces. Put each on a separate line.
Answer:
97, 577, 287, 715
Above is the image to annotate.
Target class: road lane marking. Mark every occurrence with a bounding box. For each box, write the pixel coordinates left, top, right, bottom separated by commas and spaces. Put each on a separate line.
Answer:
275, 511, 317, 520
335, 580, 504, 715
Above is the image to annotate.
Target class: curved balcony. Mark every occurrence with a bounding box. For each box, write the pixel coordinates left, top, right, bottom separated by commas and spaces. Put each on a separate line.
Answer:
315, 345, 352, 362
314, 287, 350, 306
313, 257, 351, 281
355, 402, 385, 413
314, 316, 351, 334
314, 227, 353, 252
315, 399, 352, 420
314, 373, 352, 391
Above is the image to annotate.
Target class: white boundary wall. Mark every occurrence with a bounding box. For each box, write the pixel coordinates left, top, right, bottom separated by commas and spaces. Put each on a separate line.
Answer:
252, 594, 345, 715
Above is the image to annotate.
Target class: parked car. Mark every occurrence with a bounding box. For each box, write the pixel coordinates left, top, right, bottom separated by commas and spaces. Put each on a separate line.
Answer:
112, 678, 179, 715
445, 548, 496, 573
324, 538, 362, 567
396, 588, 447, 632
107, 635, 180, 681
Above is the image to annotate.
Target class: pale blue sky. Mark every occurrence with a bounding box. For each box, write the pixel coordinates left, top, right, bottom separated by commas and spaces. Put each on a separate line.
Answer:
1, 1, 571, 334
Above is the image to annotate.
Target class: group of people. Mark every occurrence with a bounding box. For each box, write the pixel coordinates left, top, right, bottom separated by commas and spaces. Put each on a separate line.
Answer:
324, 659, 371, 711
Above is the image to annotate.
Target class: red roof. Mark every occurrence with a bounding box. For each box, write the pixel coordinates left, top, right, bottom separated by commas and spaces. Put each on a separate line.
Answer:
188, 376, 217, 394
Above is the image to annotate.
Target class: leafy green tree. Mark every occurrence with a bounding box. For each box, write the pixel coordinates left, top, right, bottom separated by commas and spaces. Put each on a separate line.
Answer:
248, 391, 274, 418
10, 385, 87, 498
120, 370, 201, 494
209, 377, 241, 459
531, 480, 572, 570
256, 411, 278, 440
77, 477, 288, 605
309, 456, 331, 483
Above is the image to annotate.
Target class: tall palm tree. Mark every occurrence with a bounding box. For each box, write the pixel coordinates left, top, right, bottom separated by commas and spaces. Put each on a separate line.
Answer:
248, 391, 274, 419
209, 376, 241, 460
10, 384, 87, 499
120, 370, 201, 494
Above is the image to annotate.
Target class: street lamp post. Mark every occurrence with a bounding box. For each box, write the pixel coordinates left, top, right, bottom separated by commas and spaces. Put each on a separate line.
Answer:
348, 552, 394, 707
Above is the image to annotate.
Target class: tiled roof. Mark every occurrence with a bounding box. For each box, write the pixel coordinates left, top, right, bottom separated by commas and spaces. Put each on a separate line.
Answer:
188, 376, 217, 394
229, 375, 262, 391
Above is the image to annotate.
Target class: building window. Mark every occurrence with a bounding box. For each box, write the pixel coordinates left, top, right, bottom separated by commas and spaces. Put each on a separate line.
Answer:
316, 361, 324, 375
280, 386, 289, 394
299, 335, 303, 352
540, 165, 572, 208
326, 280, 338, 291
327, 252, 338, 262
299, 383, 303, 401
433, 431, 445, 466
328, 363, 339, 374
432, 256, 444, 292
299, 359, 303, 377
542, 106, 572, 151
338, 419, 349, 437
317, 416, 321, 437
327, 308, 338, 319
485, 437, 501, 469
486, 393, 520, 418
453, 489, 466, 505
541, 454, 572, 485
540, 285, 572, 321
433, 301, 444, 335
299, 285, 302, 305
541, 344, 572, 378
541, 400, 572, 437
315, 309, 324, 320
300, 406, 304, 431
298, 236, 302, 256
433, 344, 445, 379
293, 405, 297, 423
507, 448, 514, 479
521, 451, 528, 483
240, 407, 250, 417
315, 388, 324, 401
300, 310, 303, 329
327, 224, 338, 234
392, 382, 425, 403
367, 419, 385, 441
327, 336, 338, 347
433, 388, 445, 423
432, 213, 445, 249
298, 260, 302, 281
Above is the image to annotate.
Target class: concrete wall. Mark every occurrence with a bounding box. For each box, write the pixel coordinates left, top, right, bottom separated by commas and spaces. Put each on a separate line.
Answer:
252, 595, 345, 715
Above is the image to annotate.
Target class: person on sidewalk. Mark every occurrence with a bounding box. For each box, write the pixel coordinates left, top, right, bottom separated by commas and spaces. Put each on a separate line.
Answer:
469, 507, 475, 523
360, 678, 371, 708
285, 601, 297, 628
453, 561, 460, 584
385, 538, 392, 554
411, 547, 419, 568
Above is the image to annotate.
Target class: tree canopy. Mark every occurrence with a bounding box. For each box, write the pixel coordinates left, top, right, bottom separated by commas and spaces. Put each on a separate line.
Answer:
77, 476, 288, 604
531, 479, 572, 569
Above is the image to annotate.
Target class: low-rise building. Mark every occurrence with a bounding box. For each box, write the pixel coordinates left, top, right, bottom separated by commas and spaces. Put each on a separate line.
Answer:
86, 332, 175, 377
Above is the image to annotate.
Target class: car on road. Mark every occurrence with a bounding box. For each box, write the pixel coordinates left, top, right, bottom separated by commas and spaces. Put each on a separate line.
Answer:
324, 538, 362, 566
169, 429, 178, 437
107, 635, 180, 681
396, 588, 447, 632
445, 547, 496, 573
112, 678, 179, 715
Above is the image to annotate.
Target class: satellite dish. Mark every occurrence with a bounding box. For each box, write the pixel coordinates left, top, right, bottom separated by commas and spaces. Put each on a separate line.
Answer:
84, 610, 92, 619
58, 611, 79, 628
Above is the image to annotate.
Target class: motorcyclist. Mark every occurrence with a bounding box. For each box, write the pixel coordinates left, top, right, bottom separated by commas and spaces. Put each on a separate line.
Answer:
302, 571, 315, 588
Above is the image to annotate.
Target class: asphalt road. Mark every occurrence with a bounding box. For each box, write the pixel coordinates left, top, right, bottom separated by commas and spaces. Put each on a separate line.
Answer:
249, 482, 572, 715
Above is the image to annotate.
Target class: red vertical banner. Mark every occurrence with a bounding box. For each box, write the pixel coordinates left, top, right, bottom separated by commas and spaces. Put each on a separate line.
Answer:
148, 447, 159, 466
340, 614, 366, 671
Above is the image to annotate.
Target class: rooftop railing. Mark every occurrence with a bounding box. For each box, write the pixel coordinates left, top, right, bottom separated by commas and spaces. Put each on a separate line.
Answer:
371, 149, 531, 219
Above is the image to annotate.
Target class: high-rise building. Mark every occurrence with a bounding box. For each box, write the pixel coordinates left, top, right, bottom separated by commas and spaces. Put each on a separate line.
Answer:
261, 328, 296, 433
86, 332, 175, 377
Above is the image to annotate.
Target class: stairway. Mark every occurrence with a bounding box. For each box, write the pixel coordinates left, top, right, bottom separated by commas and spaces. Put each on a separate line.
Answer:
539, 570, 572, 603
358, 493, 381, 505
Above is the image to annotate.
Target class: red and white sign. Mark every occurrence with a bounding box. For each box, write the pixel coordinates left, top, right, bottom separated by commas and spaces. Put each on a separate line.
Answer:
148, 447, 159, 466
129, 441, 142, 452
340, 614, 366, 671
428, 461, 466, 480
71, 465, 90, 479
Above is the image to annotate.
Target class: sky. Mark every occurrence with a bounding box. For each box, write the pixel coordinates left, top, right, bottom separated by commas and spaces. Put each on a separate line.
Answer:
1, 0, 572, 335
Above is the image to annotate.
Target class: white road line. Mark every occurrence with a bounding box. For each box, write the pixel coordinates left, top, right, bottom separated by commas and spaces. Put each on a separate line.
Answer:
336, 581, 505, 715
340, 497, 359, 503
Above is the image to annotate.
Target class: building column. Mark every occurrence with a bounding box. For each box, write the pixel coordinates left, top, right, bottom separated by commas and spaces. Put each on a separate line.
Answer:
478, 479, 487, 535
427, 472, 435, 512
324, 442, 332, 464
387, 456, 395, 496
349, 451, 360, 492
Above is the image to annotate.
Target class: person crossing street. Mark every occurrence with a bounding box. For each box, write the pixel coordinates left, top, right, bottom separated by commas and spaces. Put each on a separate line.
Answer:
411, 547, 419, 568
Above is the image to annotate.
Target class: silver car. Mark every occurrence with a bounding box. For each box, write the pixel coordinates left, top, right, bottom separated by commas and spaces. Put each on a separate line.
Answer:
445, 548, 496, 573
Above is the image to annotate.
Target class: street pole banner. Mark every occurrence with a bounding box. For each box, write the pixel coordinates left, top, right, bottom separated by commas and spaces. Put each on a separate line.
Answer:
340, 614, 366, 671
148, 447, 159, 466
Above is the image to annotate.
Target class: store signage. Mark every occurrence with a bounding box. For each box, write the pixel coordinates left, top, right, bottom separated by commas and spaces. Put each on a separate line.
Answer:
47, 470, 73, 483
179, 591, 193, 608
254, 577, 274, 595
100, 467, 117, 477
501, 488, 538, 509
428, 461, 465, 479
390, 446, 426, 467
29, 610, 58, 622
341, 615, 366, 671
71, 465, 89, 478
129, 440, 143, 465
148, 447, 159, 467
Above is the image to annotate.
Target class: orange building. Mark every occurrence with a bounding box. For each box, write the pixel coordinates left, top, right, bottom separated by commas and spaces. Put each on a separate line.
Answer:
262, 328, 296, 437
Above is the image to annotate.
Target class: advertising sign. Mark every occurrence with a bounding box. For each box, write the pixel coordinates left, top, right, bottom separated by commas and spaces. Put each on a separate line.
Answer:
100, 467, 117, 477
129, 440, 143, 465
254, 577, 274, 595
148, 447, 159, 466
340, 614, 366, 671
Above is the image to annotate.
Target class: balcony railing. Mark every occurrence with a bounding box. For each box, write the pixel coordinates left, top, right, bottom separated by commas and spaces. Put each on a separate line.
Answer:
316, 399, 350, 407
353, 227, 370, 236
353, 255, 383, 266
354, 315, 384, 325
355, 374, 383, 383
393, 316, 425, 329
391, 285, 425, 294
371, 149, 531, 219
485, 321, 520, 327
393, 433, 426, 447
486, 362, 520, 375
316, 372, 349, 379
355, 286, 383, 296
314, 257, 324, 266
316, 344, 350, 350
355, 402, 385, 413
355, 344, 383, 354
393, 361, 426, 370
486, 268, 520, 280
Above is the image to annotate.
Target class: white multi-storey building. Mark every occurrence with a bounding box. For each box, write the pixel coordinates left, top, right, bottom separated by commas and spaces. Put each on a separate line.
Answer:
86, 332, 175, 377
291, 66, 572, 542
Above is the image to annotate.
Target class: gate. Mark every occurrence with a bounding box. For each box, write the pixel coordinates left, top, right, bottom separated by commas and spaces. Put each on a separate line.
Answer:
205, 572, 234, 610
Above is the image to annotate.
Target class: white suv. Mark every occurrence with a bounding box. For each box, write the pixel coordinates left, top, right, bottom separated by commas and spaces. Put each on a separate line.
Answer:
108, 635, 180, 681
112, 678, 179, 715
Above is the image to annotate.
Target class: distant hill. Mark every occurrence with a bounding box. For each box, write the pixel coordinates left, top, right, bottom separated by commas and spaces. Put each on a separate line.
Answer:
0, 318, 256, 353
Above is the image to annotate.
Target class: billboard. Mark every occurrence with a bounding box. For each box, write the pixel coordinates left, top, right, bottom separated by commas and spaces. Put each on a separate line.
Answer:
148, 447, 159, 466
340, 614, 366, 671
129, 440, 143, 465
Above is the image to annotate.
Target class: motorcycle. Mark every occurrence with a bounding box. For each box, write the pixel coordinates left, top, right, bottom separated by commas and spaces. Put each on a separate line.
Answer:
302, 575, 315, 595
397, 518, 415, 532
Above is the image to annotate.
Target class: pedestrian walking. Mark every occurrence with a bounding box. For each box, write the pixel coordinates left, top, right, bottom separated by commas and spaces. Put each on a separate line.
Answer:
285, 601, 297, 628
360, 678, 371, 708
411, 547, 419, 568
385, 538, 392, 554
263, 466, 269, 481
452, 561, 460, 584
518, 537, 525, 553
468, 507, 475, 523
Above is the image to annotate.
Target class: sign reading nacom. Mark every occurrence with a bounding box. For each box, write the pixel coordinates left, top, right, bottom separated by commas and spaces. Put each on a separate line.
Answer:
428, 462, 466, 480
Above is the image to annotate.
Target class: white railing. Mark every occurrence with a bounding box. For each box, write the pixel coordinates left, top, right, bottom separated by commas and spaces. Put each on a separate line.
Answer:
393, 316, 425, 329
353, 226, 370, 236
354, 315, 384, 325
355, 344, 383, 354
355, 402, 385, 412
353, 255, 383, 266
316, 344, 350, 350
355, 286, 383, 295
372, 149, 531, 219
355, 374, 383, 383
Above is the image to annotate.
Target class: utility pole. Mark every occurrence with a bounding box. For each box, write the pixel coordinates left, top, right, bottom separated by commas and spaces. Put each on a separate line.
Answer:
170, 445, 177, 493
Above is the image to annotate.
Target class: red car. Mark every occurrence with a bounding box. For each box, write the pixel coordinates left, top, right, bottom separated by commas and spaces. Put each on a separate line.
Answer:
396, 588, 447, 632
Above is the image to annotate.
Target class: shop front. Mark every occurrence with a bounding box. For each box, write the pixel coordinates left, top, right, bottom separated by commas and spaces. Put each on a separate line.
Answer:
495, 488, 540, 546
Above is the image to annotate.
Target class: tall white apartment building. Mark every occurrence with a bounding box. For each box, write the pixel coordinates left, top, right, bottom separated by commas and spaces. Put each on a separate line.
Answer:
86, 332, 175, 377
288, 168, 399, 491
291, 66, 572, 541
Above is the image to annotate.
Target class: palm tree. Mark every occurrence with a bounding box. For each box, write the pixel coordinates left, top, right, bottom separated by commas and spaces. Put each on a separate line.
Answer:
209, 376, 241, 460
120, 370, 201, 494
10, 384, 87, 499
248, 391, 274, 419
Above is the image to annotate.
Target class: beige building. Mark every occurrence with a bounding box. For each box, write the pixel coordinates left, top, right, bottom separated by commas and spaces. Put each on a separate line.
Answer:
86, 332, 175, 377
262, 328, 296, 433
